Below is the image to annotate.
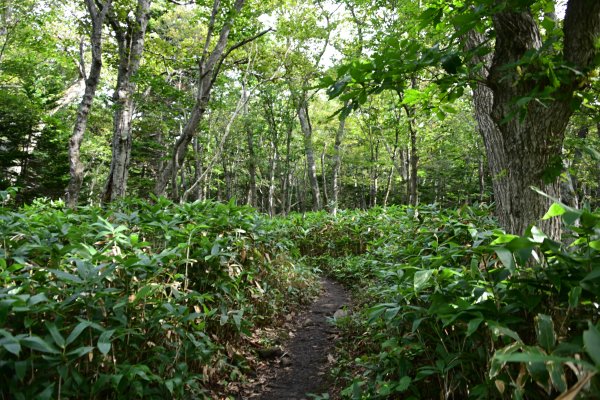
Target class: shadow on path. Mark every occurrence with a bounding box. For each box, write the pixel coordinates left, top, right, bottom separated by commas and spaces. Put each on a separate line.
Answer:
241, 278, 349, 400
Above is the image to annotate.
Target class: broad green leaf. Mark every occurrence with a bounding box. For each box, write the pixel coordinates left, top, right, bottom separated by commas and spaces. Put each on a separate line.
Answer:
582, 267, 600, 282
97, 330, 115, 355
589, 240, 600, 251
49, 269, 83, 283
583, 323, 600, 366
67, 346, 94, 358
45, 322, 65, 349
466, 318, 484, 337
488, 322, 522, 342
542, 203, 565, 220
535, 314, 555, 352
27, 293, 48, 306
495, 248, 515, 273
21, 335, 60, 354
493, 352, 591, 367
0, 336, 21, 356
66, 320, 92, 346
548, 361, 567, 393
414, 269, 434, 292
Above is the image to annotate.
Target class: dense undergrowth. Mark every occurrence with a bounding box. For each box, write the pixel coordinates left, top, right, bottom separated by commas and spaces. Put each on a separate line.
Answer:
288, 204, 600, 399
2, 187, 600, 399
0, 190, 317, 399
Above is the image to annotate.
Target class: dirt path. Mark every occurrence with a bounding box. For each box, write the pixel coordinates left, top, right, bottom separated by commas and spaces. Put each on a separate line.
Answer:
240, 278, 349, 400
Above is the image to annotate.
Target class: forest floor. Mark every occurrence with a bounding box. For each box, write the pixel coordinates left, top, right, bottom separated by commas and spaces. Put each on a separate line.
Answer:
238, 278, 349, 400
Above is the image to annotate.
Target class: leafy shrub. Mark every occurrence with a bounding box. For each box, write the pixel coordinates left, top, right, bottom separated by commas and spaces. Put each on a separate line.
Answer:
0, 194, 317, 399
295, 203, 600, 399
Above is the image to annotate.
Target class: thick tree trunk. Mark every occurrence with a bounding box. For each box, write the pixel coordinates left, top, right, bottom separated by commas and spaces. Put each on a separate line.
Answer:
465, 2, 600, 238
103, 0, 151, 203
298, 98, 321, 211
66, 0, 111, 207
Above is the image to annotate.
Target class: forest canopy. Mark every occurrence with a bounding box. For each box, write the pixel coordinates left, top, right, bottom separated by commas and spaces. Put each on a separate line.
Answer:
0, 0, 597, 235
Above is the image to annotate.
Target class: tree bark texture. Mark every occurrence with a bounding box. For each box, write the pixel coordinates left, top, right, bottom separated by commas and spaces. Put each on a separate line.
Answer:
466, 0, 600, 238
66, 0, 112, 207
102, 0, 151, 203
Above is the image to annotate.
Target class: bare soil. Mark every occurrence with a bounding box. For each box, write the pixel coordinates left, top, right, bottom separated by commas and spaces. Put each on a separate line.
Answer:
238, 278, 349, 400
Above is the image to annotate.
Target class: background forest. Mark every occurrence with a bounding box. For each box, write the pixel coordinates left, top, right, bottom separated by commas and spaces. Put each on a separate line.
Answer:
1, 0, 600, 399
1, 0, 597, 215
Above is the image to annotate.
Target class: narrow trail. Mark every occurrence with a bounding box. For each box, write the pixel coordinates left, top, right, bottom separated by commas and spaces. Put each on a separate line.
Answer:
241, 278, 349, 400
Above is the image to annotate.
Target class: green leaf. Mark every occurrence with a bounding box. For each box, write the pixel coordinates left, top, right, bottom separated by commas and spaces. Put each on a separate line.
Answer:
21, 335, 60, 354
548, 361, 567, 393
45, 322, 65, 349
134, 284, 156, 302
66, 346, 94, 358
583, 323, 600, 366
568, 286, 582, 309
97, 330, 115, 355
542, 203, 565, 220
27, 293, 48, 306
414, 269, 434, 292
467, 318, 484, 337
589, 240, 600, 251
535, 314, 555, 352
0, 334, 21, 356
66, 320, 92, 346
49, 269, 83, 283
488, 322, 522, 342
495, 248, 515, 273
395, 376, 411, 392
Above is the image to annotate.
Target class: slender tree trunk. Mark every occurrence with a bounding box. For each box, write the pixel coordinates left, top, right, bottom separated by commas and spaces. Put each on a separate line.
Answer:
282, 124, 293, 215
267, 138, 278, 216
103, 0, 151, 203
297, 97, 321, 211
403, 104, 419, 206
66, 0, 112, 207
246, 127, 257, 207
331, 107, 347, 215
321, 142, 329, 208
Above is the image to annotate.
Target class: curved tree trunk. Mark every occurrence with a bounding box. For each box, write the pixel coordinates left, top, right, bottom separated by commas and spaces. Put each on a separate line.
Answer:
66, 0, 112, 207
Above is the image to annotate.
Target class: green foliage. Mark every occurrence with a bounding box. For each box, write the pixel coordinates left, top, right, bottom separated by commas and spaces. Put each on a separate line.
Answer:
294, 203, 600, 399
0, 197, 317, 399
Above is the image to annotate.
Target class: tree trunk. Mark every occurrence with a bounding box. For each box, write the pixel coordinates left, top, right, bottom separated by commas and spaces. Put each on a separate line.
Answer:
66, 0, 111, 207
403, 104, 419, 206
153, 0, 268, 196
331, 108, 347, 215
466, 2, 600, 238
297, 97, 321, 211
103, 0, 151, 203
246, 127, 257, 207
321, 142, 329, 208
